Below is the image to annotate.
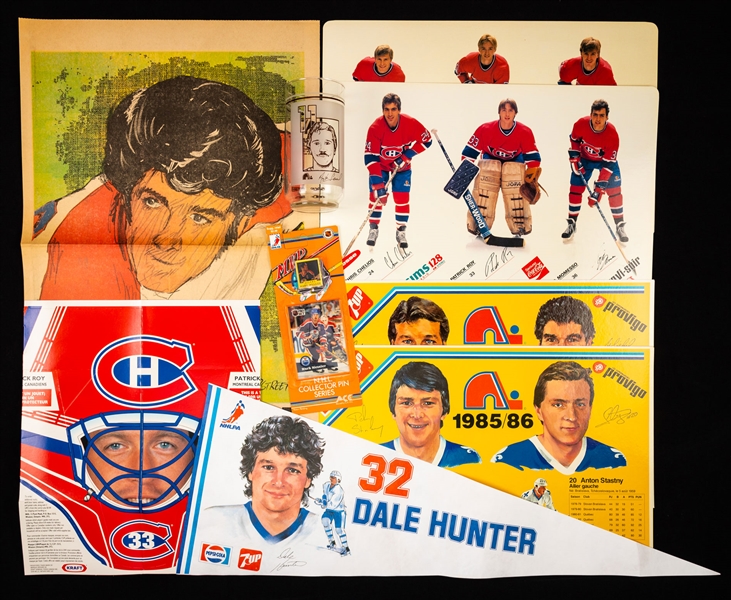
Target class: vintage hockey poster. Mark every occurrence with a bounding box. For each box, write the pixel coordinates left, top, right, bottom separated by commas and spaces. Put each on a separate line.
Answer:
322, 347, 652, 545
346, 281, 653, 347
332, 83, 656, 283
324, 21, 658, 86
179, 384, 711, 577
20, 301, 260, 574
18, 19, 320, 407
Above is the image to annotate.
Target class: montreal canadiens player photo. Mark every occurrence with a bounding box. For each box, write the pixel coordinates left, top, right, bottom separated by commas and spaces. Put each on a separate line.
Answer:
363, 93, 432, 249
558, 37, 617, 86
461, 98, 542, 237
454, 34, 510, 84
382, 362, 481, 468
562, 99, 628, 242
352, 44, 406, 82
491, 361, 627, 475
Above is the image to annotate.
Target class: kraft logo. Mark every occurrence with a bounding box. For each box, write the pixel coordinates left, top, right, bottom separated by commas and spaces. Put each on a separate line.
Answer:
200, 543, 232, 566
464, 306, 522, 344
347, 286, 373, 320
92, 335, 196, 408
464, 371, 522, 410
522, 257, 549, 280
62, 563, 87, 573
110, 520, 173, 562
238, 548, 263, 571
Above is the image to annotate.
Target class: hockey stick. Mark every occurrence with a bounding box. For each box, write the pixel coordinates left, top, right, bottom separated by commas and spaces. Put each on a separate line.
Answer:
577, 170, 636, 277
343, 169, 398, 255
431, 129, 524, 248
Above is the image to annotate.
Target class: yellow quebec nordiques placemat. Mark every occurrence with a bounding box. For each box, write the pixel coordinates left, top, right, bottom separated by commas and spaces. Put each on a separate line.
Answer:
323, 347, 652, 545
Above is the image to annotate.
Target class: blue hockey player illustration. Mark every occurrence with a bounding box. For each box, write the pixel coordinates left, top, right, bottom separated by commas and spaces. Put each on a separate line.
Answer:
314, 470, 350, 556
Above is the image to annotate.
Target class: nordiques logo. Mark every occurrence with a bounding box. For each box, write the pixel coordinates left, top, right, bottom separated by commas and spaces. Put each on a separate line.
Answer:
109, 520, 174, 562
92, 335, 196, 408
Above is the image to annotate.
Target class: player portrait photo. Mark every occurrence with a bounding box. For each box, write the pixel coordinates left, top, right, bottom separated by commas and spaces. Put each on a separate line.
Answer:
558, 37, 617, 86
196, 415, 332, 552
352, 44, 406, 82
388, 296, 450, 345
304, 120, 340, 172
382, 362, 481, 468
491, 361, 626, 475
520, 477, 556, 511
534, 296, 595, 346
454, 33, 510, 84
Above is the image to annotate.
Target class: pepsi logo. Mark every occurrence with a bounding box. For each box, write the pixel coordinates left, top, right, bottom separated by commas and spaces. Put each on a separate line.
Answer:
93, 335, 196, 407
200, 543, 231, 566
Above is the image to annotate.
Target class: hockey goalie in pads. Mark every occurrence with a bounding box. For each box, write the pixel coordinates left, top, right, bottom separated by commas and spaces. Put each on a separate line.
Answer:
468, 159, 502, 235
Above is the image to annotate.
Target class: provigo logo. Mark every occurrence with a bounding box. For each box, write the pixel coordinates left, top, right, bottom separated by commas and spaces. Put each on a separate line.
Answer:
110, 520, 173, 562
200, 543, 231, 566
92, 335, 196, 408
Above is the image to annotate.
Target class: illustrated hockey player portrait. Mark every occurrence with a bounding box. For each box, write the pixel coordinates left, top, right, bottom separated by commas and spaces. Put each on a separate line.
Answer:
314, 470, 350, 556
562, 99, 628, 242
196, 415, 326, 551
454, 34, 510, 84
558, 37, 617, 86
461, 98, 542, 237
364, 93, 432, 249
520, 478, 556, 510
491, 361, 627, 475
382, 362, 481, 468
304, 121, 339, 172
34, 76, 289, 301
352, 44, 406, 82
388, 296, 450, 345
534, 296, 595, 346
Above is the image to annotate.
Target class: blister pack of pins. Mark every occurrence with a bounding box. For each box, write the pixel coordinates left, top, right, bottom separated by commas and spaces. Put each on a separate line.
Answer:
267, 225, 362, 414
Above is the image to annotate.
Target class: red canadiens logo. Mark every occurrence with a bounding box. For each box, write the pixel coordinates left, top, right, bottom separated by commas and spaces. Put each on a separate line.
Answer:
238, 548, 263, 571
62, 563, 87, 572
110, 521, 174, 562
347, 286, 373, 320
92, 335, 196, 408
522, 257, 549, 280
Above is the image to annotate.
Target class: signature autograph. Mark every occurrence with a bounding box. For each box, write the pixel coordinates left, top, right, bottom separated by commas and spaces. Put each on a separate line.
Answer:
272, 548, 307, 572
384, 246, 412, 270
484, 247, 514, 277
347, 405, 384, 437
597, 404, 638, 426
596, 251, 616, 271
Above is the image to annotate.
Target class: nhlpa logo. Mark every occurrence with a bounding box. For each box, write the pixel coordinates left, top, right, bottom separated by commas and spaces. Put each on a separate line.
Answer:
92, 335, 196, 408
110, 521, 173, 562
270, 233, 282, 249
238, 548, 263, 571
200, 543, 232, 566
220, 399, 246, 430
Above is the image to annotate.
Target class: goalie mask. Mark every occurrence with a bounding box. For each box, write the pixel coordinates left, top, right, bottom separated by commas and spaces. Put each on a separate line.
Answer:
68, 409, 200, 513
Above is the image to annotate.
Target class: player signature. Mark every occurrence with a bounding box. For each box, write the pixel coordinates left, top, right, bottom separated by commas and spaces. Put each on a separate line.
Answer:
384, 246, 412, 270
346, 405, 384, 437
272, 548, 307, 572
596, 251, 616, 271
597, 404, 638, 426
318, 172, 342, 183
484, 247, 514, 277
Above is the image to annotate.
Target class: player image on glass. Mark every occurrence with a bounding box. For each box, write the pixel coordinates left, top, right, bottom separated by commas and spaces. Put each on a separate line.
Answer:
491, 361, 626, 475
382, 362, 481, 469
289, 301, 350, 379
388, 296, 450, 345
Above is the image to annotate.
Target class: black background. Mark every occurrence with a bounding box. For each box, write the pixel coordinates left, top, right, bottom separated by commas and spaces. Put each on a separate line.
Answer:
2, 2, 724, 595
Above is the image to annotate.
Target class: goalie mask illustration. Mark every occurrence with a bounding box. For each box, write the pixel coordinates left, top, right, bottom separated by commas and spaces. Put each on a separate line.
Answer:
20, 304, 260, 571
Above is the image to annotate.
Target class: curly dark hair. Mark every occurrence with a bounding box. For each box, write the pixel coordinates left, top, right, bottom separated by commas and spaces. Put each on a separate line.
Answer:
534, 296, 595, 344
239, 416, 325, 505
388, 296, 449, 344
104, 76, 283, 247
